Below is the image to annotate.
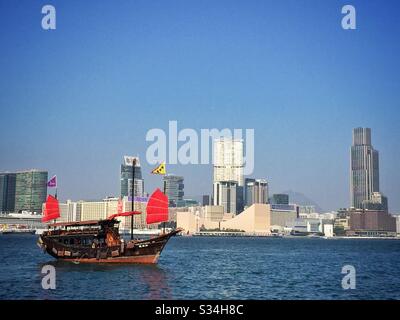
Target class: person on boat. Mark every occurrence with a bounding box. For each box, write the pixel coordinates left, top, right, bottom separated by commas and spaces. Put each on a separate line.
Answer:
92, 238, 99, 249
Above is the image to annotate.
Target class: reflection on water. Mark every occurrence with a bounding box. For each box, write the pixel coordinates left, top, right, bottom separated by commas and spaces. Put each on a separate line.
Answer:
138, 265, 172, 299
37, 259, 172, 299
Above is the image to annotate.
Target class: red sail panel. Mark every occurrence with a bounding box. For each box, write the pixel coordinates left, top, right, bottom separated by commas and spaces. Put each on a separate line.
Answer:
42, 195, 60, 222
146, 188, 169, 224
108, 211, 141, 220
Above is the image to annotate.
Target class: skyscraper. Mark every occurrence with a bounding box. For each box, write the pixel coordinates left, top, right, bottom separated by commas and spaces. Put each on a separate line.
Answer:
0, 173, 16, 213
245, 178, 269, 207
213, 181, 238, 214
120, 156, 144, 198
163, 174, 184, 206
213, 138, 244, 214
14, 170, 48, 213
213, 138, 244, 186
0, 174, 7, 212
350, 128, 380, 209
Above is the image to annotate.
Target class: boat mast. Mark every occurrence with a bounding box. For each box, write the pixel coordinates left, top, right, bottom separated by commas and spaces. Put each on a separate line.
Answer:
30, 172, 34, 214
130, 158, 136, 240
163, 179, 166, 234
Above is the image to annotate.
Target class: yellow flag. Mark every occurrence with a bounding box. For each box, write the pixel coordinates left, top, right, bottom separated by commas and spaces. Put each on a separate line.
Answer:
151, 162, 166, 175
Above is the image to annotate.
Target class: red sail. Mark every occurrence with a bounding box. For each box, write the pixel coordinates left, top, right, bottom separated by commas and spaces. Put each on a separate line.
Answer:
146, 188, 169, 224
42, 195, 60, 222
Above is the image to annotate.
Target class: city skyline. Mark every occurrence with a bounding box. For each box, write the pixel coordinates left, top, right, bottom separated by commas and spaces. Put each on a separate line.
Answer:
1, 1, 400, 212
0, 127, 394, 215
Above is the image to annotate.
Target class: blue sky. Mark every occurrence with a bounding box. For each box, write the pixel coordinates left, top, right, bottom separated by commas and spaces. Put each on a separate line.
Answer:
1, 0, 399, 211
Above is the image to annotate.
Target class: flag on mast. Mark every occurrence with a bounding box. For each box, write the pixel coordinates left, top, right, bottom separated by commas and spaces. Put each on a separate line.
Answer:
47, 175, 57, 188
151, 162, 166, 175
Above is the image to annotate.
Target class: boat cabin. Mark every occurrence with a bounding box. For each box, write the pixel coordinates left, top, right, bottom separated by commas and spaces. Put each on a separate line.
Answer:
44, 219, 122, 249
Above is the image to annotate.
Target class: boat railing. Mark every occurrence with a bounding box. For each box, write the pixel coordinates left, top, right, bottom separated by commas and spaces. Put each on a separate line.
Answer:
46, 228, 100, 236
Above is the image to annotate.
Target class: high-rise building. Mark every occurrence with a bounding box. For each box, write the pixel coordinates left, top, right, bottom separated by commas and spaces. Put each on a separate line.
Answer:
236, 185, 244, 213
14, 170, 48, 213
350, 128, 380, 209
213, 138, 244, 186
245, 178, 269, 207
213, 181, 238, 214
120, 156, 144, 198
0, 174, 7, 212
0, 173, 16, 213
163, 174, 184, 206
213, 138, 244, 213
270, 194, 289, 205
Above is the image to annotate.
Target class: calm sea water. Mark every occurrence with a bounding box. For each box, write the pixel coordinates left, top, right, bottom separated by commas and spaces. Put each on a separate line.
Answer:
0, 234, 399, 300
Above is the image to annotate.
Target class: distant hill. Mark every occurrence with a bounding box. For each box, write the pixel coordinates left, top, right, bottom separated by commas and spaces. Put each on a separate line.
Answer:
280, 190, 324, 213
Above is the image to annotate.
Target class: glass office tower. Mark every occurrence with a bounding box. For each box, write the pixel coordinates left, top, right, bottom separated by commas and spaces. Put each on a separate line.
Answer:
120, 156, 144, 198
0, 173, 16, 213
350, 128, 380, 209
14, 170, 48, 213
163, 174, 184, 206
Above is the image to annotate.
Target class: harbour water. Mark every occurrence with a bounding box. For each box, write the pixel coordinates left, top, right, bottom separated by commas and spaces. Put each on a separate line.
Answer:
1, 234, 400, 300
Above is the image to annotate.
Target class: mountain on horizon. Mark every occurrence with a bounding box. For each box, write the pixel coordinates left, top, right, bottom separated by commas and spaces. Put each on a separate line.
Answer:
279, 190, 324, 213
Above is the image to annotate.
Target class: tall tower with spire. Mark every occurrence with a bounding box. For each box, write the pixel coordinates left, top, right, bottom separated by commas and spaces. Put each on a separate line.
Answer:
350, 128, 380, 209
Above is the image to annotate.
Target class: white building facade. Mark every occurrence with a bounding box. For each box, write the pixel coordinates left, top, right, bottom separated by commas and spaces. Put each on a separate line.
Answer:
213, 138, 244, 186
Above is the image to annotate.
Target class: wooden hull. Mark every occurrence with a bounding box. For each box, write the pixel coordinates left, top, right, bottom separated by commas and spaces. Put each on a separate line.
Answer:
62, 254, 160, 264
38, 229, 181, 264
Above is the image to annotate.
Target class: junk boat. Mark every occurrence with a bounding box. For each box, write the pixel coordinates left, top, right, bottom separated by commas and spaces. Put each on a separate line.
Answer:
37, 189, 181, 264
37, 159, 182, 264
